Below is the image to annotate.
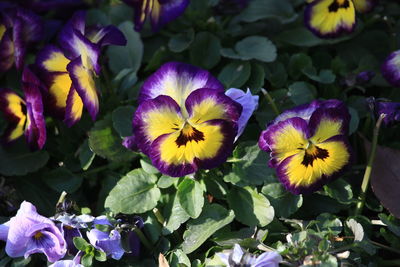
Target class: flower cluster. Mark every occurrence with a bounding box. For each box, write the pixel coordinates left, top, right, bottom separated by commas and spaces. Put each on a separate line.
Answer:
259, 100, 353, 194
0, 10, 126, 148
0, 200, 143, 265
304, 0, 376, 38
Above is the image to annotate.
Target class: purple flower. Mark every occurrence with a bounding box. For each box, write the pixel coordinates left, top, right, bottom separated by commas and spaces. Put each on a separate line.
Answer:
0, 6, 43, 72
87, 229, 124, 260
0, 66, 46, 149
217, 244, 282, 267
225, 88, 259, 140
382, 50, 400, 88
123, 0, 190, 32
368, 97, 400, 126
356, 71, 375, 84
133, 62, 242, 177
35, 11, 126, 126
0, 201, 67, 262
259, 99, 353, 194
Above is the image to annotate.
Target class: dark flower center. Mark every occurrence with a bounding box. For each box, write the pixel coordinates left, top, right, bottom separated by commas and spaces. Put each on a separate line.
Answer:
175, 123, 205, 147
328, 0, 350, 12
301, 143, 329, 167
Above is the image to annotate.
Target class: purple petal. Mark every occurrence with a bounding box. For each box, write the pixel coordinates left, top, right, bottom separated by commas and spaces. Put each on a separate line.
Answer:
60, 224, 81, 255
122, 135, 138, 151
22, 66, 47, 149
149, 0, 190, 32
67, 56, 99, 121
49, 259, 84, 267
382, 50, 400, 88
0, 27, 15, 72
93, 215, 113, 226
87, 229, 124, 260
0, 221, 10, 241
86, 25, 127, 47
225, 88, 258, 140
127, 231, 140, 257
254, 251, 282, 267
304, 0, 356, 38
374, 101, 400, 126
138, 62, 224, 106
24, 230, 66, 262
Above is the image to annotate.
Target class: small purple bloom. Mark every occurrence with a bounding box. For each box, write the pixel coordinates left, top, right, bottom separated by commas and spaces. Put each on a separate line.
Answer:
356, 71, 375, 84
382, 50, 400, 87
368, 97, 400, 126
123, 0, 190, 32
0, 201, 67, 262
87, 229, 124, 260
49, 252, 83, 267
217, 244, 282, 267
225, 88, 259, 140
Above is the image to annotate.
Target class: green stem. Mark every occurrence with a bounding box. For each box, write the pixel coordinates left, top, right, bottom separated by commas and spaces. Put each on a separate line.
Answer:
153, 208, 165, 225
81, 162, 122, 176
133, 227, 153, 252
355, 114, 386, 215
261, 88, 280, 116
56, 191, 67, 207
371, 240, 400, 255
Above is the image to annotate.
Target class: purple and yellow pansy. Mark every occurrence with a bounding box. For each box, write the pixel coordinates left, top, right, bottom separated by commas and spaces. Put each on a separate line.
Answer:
132, 62, 242, 177
0, 67, 46, 149
304, 0, 377, 38
0, 6, 43, 72
259, 100, 352, 194
35, 11, 126, 126
123, 0, 190, 31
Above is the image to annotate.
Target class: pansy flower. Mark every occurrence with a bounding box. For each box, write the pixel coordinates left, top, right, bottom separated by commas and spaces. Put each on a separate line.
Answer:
259, 100, 352, 194
0, 201, 67, 262
0, 6, 43, 72
367, 97, 400, 126
381, 50, 400, 88
36, 11, 126, 126
132, 62, 242, 177
0, 66, 46, 149
122, 0, 190, 32
304, 0, 377, 38
87, 229, 124, 260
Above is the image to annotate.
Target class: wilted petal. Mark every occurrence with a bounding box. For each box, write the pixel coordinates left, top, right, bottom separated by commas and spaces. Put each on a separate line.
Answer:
304, 0, 356, 38
225, 88, 258, 140
87, 229, 124, 260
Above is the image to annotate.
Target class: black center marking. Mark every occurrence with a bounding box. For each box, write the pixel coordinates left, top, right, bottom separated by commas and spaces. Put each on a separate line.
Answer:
301, 146, 329, 167
175, 126, 205, 147
328, 0, 350, 12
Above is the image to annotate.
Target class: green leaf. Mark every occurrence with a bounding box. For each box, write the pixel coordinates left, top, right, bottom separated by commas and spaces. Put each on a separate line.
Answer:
302, 67, 336, 84
107, 21, 143, 74
218, 61, 251, 88
288, 53, 312, 79
224, 143, 276, 186
157, 175, 177, 189
88, 115, 136, 162
105, 169, 161, 214
246, 62, 266, 92
94, 250, 107, 262
323, 178, 354, 204
314, 213, 343, 235
227, 186, 274, 227
348, 107, 360, 135
190, 32, 221, 69
378, 214, 400, 237
171, 249, 191, 267
261, 183, 303, 217
288, 81, 316, 105
163, 194, 190, 235
235, 36, 277, 63
0, 146, 49, 176
238, 0, 297, 24
81, 253, 94, 267
73, 237, 90, 251
140, 158, 159, 174
79, 140, 95, 171
168, 29, 195, 53
182, 204, 235, 254
112, 106, 135, 137
177, 178, 204, 219
42, 167, 83, 193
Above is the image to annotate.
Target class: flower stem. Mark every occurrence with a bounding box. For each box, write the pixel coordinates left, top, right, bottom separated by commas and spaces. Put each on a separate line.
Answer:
133, 227, 153, 252
153, 208, 165, 226
261, 88, 280, 116
355, 114, 386, 215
